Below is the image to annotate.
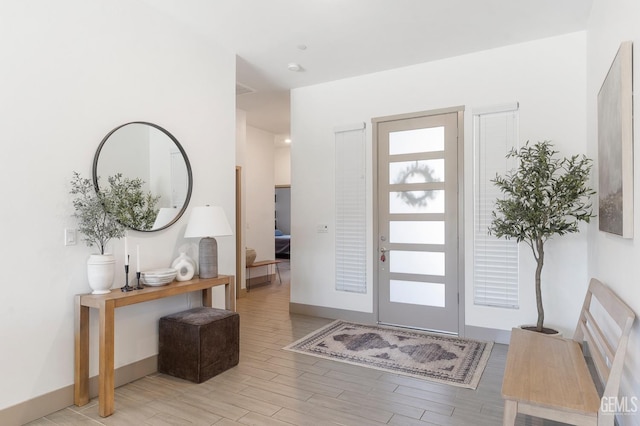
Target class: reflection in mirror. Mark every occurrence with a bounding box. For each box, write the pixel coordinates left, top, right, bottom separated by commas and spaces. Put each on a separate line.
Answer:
93, 122, 192, 232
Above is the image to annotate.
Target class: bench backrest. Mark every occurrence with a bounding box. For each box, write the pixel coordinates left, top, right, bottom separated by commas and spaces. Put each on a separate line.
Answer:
573, 278, 635, 404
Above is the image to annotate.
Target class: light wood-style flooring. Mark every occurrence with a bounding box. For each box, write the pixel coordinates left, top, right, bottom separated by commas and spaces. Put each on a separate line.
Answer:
28, 261, 558, 425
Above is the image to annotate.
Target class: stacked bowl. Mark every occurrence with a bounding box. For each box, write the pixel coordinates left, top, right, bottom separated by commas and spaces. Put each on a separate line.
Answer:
141, 268, 177, 286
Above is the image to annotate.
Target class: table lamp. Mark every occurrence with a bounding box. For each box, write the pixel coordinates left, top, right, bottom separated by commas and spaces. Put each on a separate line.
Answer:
152, 207, 179, 229
184, 205, 232, 278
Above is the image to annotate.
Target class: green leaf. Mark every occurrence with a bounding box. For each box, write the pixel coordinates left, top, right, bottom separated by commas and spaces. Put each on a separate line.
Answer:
69, 172, 161, 253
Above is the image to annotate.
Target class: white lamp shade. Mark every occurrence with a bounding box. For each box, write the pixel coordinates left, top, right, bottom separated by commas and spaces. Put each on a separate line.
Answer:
152, 207, 179, 229
184, 206, 233, 238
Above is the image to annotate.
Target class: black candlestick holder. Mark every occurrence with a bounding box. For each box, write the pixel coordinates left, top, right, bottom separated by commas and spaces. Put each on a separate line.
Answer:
134, 271, 143, 290
121, 261, 134, 292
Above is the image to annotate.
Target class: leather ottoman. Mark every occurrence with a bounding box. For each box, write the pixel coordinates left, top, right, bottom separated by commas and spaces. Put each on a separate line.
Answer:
158, 307, 239, 383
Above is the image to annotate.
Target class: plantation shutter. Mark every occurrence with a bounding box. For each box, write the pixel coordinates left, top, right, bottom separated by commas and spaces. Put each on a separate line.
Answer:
473, 105, 519, 308
335, 123, 367, 293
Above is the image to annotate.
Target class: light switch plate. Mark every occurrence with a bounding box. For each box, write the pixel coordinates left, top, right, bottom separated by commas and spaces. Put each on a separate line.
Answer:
65, 228, 77, 246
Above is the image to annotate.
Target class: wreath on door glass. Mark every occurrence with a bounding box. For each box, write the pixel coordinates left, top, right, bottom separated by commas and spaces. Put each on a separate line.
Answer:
394, 161, 437, 207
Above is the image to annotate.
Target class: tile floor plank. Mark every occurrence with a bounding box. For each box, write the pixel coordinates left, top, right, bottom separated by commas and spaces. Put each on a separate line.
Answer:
204, 389, 282, 417
263, 355, 330, 376
337, 389, 425, 419
146, 398, 223, 425
306, 393, 395, 423
270, 408, 339, 426
270, 374, 345, 398
237, 411, 294, 426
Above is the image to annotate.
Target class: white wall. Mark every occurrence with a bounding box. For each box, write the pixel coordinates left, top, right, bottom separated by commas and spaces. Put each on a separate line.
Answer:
0, 0, 235, 411
275, 145, 291, 186
291, 32, 589, 332
587, 1, 640, 423
245, 126, 275, 270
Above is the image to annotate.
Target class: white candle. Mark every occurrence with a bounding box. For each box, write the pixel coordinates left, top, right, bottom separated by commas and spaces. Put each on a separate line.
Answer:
136, 245, 140, 272
124, 236, 128, 265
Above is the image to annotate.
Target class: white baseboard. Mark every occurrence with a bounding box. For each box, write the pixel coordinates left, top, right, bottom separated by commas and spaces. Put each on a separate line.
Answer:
289, 302, 376, 324
0, 355, 157, 426
464, 325, 512, 344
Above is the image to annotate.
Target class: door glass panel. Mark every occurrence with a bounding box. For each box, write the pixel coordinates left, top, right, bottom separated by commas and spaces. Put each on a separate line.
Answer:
390, 159, 444, 184
390, 221, 444, 244
390, 190, 444, 214
390, 251, 445, 276
390, 280, 445, 307
389, 127, 444, 155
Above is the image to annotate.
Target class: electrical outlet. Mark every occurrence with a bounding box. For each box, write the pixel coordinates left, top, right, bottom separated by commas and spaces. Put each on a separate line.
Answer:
65, 228, 77, 246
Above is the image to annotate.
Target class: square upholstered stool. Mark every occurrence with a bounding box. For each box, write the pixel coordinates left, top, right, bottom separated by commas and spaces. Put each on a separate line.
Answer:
158, 307, 239, 383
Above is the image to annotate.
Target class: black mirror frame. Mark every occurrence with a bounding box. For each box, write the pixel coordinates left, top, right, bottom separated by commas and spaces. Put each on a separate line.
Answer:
92, 121, 193, 232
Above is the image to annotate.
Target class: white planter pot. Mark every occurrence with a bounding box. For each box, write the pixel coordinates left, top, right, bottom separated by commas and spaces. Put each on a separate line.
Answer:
87, 254, 116, 294
519, 324, 562, 337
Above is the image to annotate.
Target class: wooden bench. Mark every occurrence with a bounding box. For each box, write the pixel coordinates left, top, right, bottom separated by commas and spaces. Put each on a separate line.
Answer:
246, 259, 282, 291
502, 278, 635, 426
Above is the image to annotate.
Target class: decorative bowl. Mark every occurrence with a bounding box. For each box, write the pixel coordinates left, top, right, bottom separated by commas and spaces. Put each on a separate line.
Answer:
141, 268, 177, 286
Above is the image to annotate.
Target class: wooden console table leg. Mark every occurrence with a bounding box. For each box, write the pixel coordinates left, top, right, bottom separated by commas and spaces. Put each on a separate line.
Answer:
74, 296, 89, 406
227, 276, 236, 311
98, 300, 115, 417
202, 277, 235, 311
503, 400, 517, 426
202, 288, 213, 307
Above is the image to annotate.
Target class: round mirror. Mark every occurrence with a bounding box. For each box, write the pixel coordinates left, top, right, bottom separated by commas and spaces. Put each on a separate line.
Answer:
92, 122, 193, 232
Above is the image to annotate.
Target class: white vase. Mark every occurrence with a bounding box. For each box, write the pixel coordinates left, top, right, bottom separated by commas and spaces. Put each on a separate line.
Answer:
87, 254, 116, 294
171, 252, 196, 281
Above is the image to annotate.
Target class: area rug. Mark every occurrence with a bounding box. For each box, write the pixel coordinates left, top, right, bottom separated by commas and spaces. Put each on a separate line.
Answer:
284, 320, 493, 389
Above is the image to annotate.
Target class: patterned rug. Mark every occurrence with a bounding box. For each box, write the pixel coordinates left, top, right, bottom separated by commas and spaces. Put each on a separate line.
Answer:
284, 320, 493, 389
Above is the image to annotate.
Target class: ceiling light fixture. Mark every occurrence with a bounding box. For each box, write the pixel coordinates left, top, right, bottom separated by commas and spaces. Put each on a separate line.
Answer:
287, 62, 302, 72
285, 138, 292, 144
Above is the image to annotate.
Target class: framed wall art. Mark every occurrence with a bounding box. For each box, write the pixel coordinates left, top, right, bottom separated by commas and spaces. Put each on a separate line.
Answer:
598, 41, 634, 238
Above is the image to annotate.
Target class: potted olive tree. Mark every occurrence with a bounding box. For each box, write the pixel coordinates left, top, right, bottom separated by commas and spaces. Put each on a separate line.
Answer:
70, 172, 126, 294
489, 141, 595, 333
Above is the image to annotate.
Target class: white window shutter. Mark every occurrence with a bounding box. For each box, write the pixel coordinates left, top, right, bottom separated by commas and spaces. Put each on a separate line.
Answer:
473, 105, 519, 308
335, 123, 367, 293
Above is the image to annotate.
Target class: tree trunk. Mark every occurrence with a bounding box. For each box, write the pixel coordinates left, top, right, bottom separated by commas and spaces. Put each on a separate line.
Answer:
535, 239, 545, 332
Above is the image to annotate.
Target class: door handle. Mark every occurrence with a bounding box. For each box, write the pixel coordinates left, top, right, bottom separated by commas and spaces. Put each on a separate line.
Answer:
380, 247, 387, 262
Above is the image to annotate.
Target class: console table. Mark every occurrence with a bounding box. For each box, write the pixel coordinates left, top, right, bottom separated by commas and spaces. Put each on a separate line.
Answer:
74, 275, 235, 417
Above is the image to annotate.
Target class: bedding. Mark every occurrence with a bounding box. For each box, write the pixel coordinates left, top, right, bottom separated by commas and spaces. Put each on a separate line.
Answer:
275, 229, 290, 256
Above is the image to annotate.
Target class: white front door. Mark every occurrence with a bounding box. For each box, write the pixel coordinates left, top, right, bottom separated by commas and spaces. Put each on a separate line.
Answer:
375, 109, 462, 334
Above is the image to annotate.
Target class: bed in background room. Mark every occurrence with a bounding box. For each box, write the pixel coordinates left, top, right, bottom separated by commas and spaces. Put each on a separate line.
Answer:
275, 229, 290, 258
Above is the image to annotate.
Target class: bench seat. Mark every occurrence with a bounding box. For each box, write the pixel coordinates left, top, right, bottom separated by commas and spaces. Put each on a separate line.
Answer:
502, 328, 600, 424
501, 278, 635, 426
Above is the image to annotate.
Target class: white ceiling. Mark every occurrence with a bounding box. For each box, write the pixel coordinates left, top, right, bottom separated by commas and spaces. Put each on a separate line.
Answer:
142, 0, 593, 135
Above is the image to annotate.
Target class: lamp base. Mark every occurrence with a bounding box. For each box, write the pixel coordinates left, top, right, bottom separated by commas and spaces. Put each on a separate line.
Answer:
199, 237, 218, 279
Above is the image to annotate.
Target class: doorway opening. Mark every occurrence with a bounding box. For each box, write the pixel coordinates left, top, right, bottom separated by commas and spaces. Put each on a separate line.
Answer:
275, 185, 291, 260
